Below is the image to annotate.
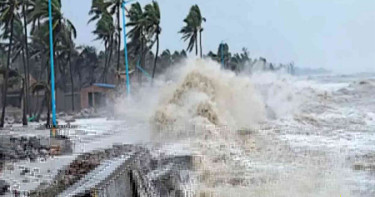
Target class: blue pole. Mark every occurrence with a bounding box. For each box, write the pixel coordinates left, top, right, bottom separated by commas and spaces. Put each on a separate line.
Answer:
122, 1, 130, 96
48, 0, 57, 128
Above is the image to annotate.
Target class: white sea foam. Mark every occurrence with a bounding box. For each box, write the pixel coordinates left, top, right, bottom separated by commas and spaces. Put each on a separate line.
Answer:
113, 58, 375, 196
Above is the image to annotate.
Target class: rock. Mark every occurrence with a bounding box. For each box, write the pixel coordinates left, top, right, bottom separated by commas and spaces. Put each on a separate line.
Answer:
40, 114, 47, 121
5, 164, 14, 171
16, 145, 24, 155
58, 112, 67, 117
14, 114, 23, 124
5, 116, 15, 124
20, 167, 30, 176
64, 116, 75, 123
0, 180, 9, 195
39, 149, 49, 156
73, 112, 82, 119
29, 149, 39, 161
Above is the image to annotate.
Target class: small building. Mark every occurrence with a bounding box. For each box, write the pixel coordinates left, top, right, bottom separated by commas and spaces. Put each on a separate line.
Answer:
80, 83, 116, 109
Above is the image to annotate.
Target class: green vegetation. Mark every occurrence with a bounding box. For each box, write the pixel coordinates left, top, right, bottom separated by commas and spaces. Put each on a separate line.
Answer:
179, 5, 205, 58
0, 1, 293, 127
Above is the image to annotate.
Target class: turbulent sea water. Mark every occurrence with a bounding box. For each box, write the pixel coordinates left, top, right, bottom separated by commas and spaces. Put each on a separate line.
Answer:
118, 59, 375, 196
2, 59, 375, 196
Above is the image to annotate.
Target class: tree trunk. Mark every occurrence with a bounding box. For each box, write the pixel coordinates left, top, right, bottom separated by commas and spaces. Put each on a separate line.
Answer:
69, 52, 75, 112
106, 36, 114, 83
47, 57, 51, 126
195, 33, 198, 56
140, 35, 144, 85
46, 94, 50, 126
1, 17, 15, 128
21, 79, 27, 125
34, 91, 39, 116
35, 96, 45, 122
199, 30, 203, 58
102, 38, 113, 84
152, 34, 159, 80
21, 48, 28, 126
102, 41, 109, 83
116, 5, 121, 85
23, 0, 31, 117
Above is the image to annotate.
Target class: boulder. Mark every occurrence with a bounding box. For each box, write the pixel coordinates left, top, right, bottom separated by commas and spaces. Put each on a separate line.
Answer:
0, 180, 9, 195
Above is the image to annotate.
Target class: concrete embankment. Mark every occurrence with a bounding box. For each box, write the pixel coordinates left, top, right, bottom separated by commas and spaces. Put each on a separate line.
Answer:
30, 144, 193, 197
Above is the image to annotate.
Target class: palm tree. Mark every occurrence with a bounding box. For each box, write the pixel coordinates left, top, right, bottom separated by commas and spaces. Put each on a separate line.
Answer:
194, 5, 206, 58
93, 12, 114, 83
126, 2, 146, 83
9, 18, 29, 125
108, 0, 123, 84
21, 0, 31, 116
75, 46, 99, 88
179, 5, 205, 57
27, 0, 76, 123
144, 1, 161, 79
58, 26, 77, 112
0, 0, 21, 127
89, 0, 115, 83
217, 42, 230, 68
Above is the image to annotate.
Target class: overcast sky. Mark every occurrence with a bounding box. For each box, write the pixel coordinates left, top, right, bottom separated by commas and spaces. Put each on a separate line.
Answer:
61, 0, 375, 74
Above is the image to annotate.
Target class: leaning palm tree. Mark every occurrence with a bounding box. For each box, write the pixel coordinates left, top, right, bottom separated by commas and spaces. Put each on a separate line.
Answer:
126, 2, 146, 83
0, 0, 21, 127
179, 5, 205, 57
57, 24, 77, 112
76, 46, 99, 88
144, 1, 161, 79
28, 0, 76, 123
89, 0, 115, 83
108, 0, 123, 84
92, 12, 115, 83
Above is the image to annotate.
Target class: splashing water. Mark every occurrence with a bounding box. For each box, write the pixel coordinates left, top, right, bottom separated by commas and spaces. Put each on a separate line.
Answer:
114, 59, 375, 196
152, 59, 266, 130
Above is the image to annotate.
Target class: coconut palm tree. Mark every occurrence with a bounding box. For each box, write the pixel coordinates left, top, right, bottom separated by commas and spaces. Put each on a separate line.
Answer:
57, 26, 77, 112
8, 18, 29, 125
93, 12, 115, 83
144, 1, 161, 80
0, 0, 21, 127
126, 2, 147, 83
179, 5, 205, 57
76, 46, 99, 88
194, 5, 206, 58
21, 0, 31, 116
89, 0, 115, 83
108, 0, 124, 84
217, 42, 230, 68
27, 0, 76, 123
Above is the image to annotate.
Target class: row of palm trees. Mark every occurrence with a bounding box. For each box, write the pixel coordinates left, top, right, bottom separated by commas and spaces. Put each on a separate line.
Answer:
88, 0, 162, 82
88, 1, 208, 81
0, 0, 207, 127
0, 0, 77, 127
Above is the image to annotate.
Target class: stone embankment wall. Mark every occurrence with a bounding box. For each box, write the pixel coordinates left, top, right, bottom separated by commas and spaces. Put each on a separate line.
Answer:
30, 144, 193, 197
